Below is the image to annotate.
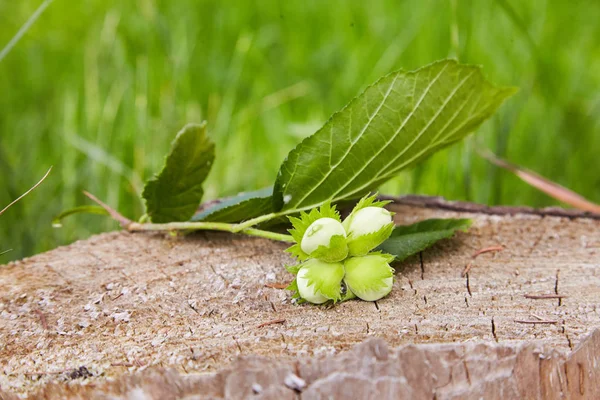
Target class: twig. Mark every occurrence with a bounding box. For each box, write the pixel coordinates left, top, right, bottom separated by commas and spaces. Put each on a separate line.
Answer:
128, 221, 294, 243
524, 294, 568, 300
33, 309, 48, 330
110, 362, 135, 367
479, 149, 600, 214
380, 194, 600, 220
0, 167, 52, 216
461, 245, 504, 277
83, 191, 132, 228
111, 293, 124, 301
265, 282, 290, 289
514, 319, 558, 325
472, 245, 504, 258
462, 262, 474, 277
256, 318, 286, 328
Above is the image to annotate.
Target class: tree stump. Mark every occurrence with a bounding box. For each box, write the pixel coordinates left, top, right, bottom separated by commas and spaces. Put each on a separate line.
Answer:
1, 196, 599, 399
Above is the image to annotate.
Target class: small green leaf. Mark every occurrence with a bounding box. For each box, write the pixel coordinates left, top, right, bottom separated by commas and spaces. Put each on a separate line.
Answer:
285, 243, 306, 261
285, 279, 304, 303
273, 60, 517, 213
0, 249, 12, 256
377, 218, 472, 261
285, 264, 301, 275
300, 259, 345, 302
191, 187, 273, 222
52, 206, 110, 227
142, 123, 215, 223
310, 234, 349, 262
343, 253, 395, 301
347, 222, 394, 256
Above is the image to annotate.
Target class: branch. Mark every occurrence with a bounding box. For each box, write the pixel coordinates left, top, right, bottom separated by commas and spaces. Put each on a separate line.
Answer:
127, 221, 294, 243
478, 149, 600, 214
83, 191, 133, 229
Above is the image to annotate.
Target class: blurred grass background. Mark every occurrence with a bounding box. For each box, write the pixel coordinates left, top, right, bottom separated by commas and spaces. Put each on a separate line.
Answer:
1, 0, 599, 261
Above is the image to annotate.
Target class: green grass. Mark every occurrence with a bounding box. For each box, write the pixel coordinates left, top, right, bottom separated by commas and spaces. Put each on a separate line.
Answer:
1, 0, 599, 261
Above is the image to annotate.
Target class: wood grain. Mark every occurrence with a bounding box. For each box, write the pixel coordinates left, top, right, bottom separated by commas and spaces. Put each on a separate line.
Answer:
1, 198, 598, 398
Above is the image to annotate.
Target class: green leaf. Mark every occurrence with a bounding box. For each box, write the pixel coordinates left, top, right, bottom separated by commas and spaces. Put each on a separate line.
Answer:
273, 59, 517, 213
285, 264, 302, 275
142, 123, 215, 223
285, 278, 304, 303
51, 206, 110, 228
377, 218, 472, 261
191, 187, 273, 223
343, 253, 395, 294
285, 244, 306, 261
301, 259, 345, 302
310, 234, 349, 263
347, 222, 394, 256
0, 249, 12, 256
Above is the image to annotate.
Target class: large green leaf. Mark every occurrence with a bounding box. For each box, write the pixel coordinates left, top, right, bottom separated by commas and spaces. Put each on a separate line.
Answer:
377, 218, 472, 261
273, 60, 517, 213
143, 123, 215, 223
191, 187, 273, 223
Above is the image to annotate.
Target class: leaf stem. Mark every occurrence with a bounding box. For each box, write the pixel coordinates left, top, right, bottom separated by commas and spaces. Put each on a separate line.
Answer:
243, 228, 294, 242
127, 221, 294, 243
232, 212, 279, 232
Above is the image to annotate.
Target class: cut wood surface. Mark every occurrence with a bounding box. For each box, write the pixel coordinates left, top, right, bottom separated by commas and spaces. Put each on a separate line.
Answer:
1, 196, 599, 398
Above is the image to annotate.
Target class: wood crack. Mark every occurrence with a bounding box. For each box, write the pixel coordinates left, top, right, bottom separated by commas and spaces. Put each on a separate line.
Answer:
491, 318, 498, 342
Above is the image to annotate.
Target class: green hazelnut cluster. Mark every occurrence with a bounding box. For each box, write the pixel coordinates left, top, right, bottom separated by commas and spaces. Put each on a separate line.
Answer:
286, 195, 396, 304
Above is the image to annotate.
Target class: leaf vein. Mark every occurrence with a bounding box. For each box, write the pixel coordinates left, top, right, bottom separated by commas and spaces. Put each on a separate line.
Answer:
329, 63, 452, 199
289, 72, 400, 207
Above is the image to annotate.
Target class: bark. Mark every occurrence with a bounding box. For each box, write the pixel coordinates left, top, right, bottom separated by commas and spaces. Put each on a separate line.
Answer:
1, 197, 599, 398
